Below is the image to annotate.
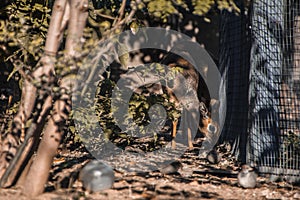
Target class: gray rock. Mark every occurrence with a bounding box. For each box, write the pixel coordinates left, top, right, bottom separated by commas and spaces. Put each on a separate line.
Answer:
79, 160, 115, 192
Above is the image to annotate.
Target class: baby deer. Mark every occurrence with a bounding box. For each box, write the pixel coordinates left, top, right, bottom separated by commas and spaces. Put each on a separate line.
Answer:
160, 50, 217, 148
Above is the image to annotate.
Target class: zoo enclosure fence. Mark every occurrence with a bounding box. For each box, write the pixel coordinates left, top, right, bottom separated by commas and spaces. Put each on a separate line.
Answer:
219, 0, 300, 183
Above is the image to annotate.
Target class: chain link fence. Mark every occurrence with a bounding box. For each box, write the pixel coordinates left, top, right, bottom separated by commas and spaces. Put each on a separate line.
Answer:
219, 0, 300, 183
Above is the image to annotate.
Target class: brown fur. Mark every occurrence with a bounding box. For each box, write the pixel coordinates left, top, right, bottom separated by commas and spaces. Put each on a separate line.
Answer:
161, 52, 214, 147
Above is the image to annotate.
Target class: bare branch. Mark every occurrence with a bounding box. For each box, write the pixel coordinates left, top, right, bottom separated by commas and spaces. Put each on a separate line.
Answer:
44, 0, 68, 55
103, 1, 137, 38
118, 0, 127, 22
94, 11, 115, 20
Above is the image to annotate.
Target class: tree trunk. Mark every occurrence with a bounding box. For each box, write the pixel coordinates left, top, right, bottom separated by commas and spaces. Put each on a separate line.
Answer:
22, 0, 88, 196
0, 0, 69, 187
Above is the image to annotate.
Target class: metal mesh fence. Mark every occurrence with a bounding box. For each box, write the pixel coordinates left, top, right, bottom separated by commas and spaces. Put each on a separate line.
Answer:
219, 0, 300, 183
218, 1, 251, 164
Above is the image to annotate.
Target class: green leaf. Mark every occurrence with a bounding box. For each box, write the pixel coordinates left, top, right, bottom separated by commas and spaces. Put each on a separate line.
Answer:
69, 126, 76, 134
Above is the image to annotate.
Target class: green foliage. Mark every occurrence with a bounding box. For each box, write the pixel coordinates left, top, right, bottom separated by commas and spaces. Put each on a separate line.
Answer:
88, 0, 240, 40
95, 79, 121, 140
89, 62, 183, 149
216, 0, 240, 13
142, 0, 239, 23
0, 0, 239, 81
284, 131, 300, 153
0, 0, 51, 97
0, 0, 50, 65
6, 101, 20, 116
146, 0, 178, 22
192, 0, 214, 16
128, 89, 180, 129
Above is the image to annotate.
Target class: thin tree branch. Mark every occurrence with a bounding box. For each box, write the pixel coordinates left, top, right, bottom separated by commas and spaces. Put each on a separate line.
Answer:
103, 1, 137, 38
94, 11, 115, 20
118, 0, 127, 22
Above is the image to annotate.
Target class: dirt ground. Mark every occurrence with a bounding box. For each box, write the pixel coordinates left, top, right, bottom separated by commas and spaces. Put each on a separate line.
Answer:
0, 139, 299, 200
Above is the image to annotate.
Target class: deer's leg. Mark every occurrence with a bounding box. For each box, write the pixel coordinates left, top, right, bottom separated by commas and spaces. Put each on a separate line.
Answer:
171, 120, 178, 149
187, 127, 193, 149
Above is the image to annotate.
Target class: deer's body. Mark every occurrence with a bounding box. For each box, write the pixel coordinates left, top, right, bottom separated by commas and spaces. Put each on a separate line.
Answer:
160, 52, 215, 147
